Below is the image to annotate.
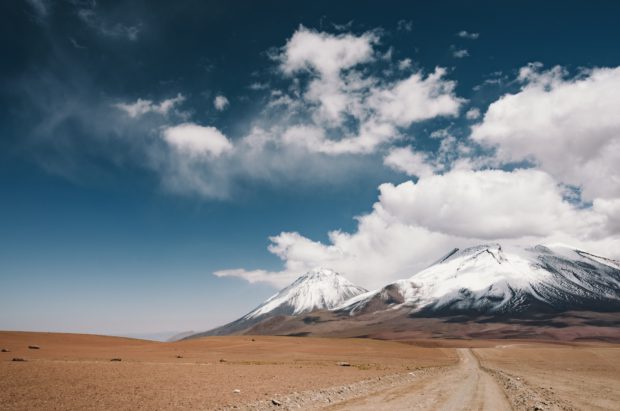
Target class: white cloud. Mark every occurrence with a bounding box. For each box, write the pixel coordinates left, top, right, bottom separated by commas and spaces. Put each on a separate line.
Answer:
457, 30, 479, 39
216, 168, 619, 289
213, 95, 230, 111
281, 122, 398, 155
368, 68, 463, 127
384, 147, 435, 178
278, 26, 377, 127
162, 123, 232, 158
472, 65, 620, 200
280, 26, 376, 78
270, 27, 464, 155
378, 169, 582, 239
452, 49, 469, 58
249, 82, 269, 91
115, 94, 185, 118
465, 107, 480, 120
398, 58, 412, 70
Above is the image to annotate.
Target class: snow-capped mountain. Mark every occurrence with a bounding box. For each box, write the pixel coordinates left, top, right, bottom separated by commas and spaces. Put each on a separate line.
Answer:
188, 268, 367, 337
338, 244, 620, 316
187, 245, 620, 339
243, 268, 368, 319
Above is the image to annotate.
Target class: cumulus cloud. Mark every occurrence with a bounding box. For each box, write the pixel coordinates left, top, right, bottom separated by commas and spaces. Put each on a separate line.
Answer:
378, 169, 582, 239
213, 95, 229, 111
270, 27, 464, 154
383, 147, 435, 178
384, 130, 483, 178
472, 65, 620, 200
162, 123, 232, 158
281, 26, 376, 78
368, 68, 463, 127
216, 168, 619, 289
115, 94, 185, 118
278, 26, 377, 127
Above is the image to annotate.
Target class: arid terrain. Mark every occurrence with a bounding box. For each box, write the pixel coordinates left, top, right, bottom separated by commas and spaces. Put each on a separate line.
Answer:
1, 331, 618, 410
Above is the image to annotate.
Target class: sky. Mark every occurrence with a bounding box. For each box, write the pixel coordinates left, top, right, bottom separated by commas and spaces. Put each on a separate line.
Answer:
1, 0, 619, 339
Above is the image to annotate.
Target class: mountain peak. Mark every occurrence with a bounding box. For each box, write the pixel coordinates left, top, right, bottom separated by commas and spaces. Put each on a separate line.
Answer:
433, 243, 505, 265
298, 267, 339, 280
340, 243, 620, 317
243, 268, 367, 320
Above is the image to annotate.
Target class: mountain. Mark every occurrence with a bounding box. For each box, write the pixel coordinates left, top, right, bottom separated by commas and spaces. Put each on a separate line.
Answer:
188, 268, 367, 338
338, 244, 620, 317
188, 245, 620, 341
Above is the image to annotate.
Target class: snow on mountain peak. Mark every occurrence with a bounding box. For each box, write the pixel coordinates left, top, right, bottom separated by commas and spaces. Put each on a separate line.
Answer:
297, 267, 340, 281
338, 243, 620, 316
244, 268, 368, 319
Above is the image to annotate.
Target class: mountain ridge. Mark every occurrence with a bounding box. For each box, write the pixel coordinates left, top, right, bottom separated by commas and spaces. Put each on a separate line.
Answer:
187, 244, 620, 340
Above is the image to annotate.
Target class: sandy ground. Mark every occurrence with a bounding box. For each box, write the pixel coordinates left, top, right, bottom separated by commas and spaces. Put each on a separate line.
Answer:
1, 331, 618, 410
326, 349, 510, 411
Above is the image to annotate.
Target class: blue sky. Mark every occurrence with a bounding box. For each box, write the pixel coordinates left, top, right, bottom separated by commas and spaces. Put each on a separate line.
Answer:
1, 0, 620, 337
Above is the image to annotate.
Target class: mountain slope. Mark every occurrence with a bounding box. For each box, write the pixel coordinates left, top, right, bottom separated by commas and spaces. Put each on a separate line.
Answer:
189, 268, 367, 338
338, 244, 620, 317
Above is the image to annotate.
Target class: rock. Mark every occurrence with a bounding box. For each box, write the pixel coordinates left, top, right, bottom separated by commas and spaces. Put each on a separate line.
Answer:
233, 389, 241, 394
337, 362, 351, 367
28, 345, 40, 350
12, 357, 26, 362
1, 348, 9, 352
176, 355, 183, 359
110, 358, 122, 362
219, 358, 226, 363
271, 399, 282, 406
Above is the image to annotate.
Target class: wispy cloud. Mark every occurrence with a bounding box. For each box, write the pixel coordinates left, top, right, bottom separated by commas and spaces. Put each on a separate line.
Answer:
397, 19, 413, 32
114, 94, 185, 118
68, 37, 87, 49
451, 47, 469, 58
457, 30, 479, 39
25, 0, 50, 20
76, 4, 142, 41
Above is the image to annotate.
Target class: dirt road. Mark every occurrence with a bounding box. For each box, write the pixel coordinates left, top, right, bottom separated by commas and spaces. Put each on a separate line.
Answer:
327, 349, 511, 410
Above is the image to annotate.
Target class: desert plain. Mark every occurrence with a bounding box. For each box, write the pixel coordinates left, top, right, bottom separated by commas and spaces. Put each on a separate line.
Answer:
0, 331, 618, 410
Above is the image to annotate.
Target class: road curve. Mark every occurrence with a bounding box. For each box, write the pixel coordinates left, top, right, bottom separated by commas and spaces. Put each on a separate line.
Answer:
327, 348, 512, 411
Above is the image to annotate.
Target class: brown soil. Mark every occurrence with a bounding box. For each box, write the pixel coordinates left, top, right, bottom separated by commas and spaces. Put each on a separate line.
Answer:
0, 331, 455, 410
1, 331, 618, 410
